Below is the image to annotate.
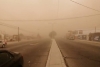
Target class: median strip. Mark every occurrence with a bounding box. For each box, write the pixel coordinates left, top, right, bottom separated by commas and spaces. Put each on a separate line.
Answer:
46, 39, 66, 67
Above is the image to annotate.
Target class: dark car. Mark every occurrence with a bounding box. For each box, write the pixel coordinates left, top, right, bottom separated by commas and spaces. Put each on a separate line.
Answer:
0, 50, 24, 67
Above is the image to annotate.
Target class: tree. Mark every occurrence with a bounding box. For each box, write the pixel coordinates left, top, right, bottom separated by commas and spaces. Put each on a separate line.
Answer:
49, 31, 57, 38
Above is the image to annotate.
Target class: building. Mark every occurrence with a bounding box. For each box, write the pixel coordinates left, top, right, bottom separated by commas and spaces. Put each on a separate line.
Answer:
74, 29, 100, 40
89, 32, 100, 41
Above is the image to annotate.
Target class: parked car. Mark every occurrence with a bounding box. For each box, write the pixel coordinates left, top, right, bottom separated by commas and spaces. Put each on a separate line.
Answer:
0, 40, 7, 48
68, 36, 75, 40
0, 50, 24, 67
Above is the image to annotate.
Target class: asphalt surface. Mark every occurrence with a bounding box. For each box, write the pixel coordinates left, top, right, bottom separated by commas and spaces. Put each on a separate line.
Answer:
56, 38, 100, 67
0, 39, 52, 67
1, 38, 100, 67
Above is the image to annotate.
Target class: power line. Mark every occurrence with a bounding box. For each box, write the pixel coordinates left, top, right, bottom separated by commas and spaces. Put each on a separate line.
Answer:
69, 0, 100, 12
0, 22, 34, 33
77, 28, 100, 31
19, 28, 34, 33
0, 14, 100, 21
57, 0, 59, 18
0, 23, 17, 29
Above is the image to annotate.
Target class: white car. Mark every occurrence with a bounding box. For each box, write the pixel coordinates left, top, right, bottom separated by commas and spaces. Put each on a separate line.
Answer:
0, 40, 7, 48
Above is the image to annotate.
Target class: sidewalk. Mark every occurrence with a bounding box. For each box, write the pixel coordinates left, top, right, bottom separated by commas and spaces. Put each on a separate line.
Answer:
74, 39, 100, 47
75, 39, 100, 44
46, 39, 66, 67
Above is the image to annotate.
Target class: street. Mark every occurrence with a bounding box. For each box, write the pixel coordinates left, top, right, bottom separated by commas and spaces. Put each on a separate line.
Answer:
0, 0, 100, 67
0, 39, 52, 67
56, 38, 100, 67
0, 38, 100, 67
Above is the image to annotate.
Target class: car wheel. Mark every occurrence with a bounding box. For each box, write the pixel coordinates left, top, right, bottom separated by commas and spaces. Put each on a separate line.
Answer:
2, 44, 5, 48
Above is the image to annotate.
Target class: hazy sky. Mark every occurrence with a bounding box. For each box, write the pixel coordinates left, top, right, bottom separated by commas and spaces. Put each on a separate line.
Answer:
0, 0, 100, 37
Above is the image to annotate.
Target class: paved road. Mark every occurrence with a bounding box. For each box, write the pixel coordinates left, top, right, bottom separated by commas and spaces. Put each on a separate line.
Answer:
56, 38, 100, 67
0, 39, 52, 67
1, 38, 100, 67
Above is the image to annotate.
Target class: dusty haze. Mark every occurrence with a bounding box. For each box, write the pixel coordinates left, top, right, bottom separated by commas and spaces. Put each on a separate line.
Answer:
0, 0, 100, 37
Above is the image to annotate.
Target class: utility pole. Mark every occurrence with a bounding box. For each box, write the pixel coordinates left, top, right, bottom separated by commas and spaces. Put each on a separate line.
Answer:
18, 27, 19, 42
52, 23, 53, 31
37, 28, 39, 38
38, 28, 39, 34
52, 22, 55, 31
95, 26, 96, 33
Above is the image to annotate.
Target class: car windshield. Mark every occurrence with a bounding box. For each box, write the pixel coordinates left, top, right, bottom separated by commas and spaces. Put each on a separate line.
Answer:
0, 0, 100, 67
